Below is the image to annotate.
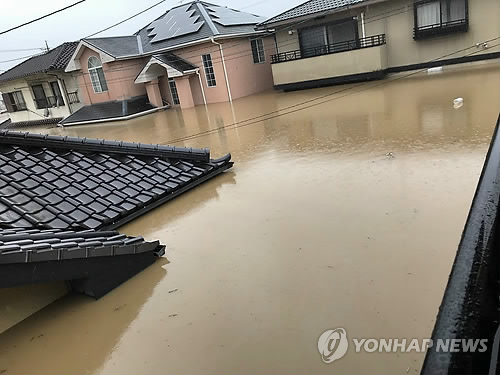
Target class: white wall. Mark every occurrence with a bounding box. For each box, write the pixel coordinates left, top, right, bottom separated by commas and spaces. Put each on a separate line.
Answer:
0, 71, 83, 123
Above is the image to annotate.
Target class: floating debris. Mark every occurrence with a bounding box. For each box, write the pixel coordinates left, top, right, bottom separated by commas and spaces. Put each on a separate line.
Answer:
453, 97, 464, 109
168, 288, 178, 293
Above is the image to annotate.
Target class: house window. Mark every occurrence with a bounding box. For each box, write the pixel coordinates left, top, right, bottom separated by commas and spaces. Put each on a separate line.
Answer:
31, 84, 48, 109
168, 78, 180, 105
88, 56, 108, 93
299, 18, 358, 58
202, 54, 217, 87
251, 38, 265, 63
49, 81, 65, 107
414, 0, 468, 40
2, 91, 26, 112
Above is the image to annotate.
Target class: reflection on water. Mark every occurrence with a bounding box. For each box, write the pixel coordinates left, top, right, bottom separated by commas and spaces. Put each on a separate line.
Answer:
1, 65, 499, 375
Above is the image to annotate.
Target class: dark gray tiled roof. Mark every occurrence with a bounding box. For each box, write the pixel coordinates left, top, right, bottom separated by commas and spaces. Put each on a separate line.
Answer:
0, 228, 164, 264
0, 42, 78, 83
155, 53, 198, 72
60, 96, 154, 125
84, 36, 140, 58
0, 130, 233, 231
259, 0, 367, 26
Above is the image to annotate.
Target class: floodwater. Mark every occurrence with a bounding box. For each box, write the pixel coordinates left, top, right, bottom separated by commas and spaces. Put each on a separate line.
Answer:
1, 64, 499, 375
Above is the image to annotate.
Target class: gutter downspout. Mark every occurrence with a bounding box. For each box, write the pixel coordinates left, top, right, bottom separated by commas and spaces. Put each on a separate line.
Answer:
361, 11, 366, 39
196, 69, 207, 106
211, 38, 232, 103
49, 73, 73, 115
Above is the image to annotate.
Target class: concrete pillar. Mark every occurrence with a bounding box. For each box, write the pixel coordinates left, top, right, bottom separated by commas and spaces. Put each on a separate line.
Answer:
145, 79, 163, 108
175, 76, 195, 109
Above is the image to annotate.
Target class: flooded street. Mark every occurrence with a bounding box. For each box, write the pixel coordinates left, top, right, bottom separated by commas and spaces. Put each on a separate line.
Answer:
1, 64, 499, 374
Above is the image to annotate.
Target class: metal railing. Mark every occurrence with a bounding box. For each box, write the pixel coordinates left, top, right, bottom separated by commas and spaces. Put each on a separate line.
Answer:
422, 115, 500, 375
414, 18, 468, 40
68, 91, 80, 104
271, 34, 386, 64
34, 95, 65, 109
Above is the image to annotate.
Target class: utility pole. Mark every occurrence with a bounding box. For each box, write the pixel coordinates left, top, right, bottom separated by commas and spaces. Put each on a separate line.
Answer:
44, 40, 49, 52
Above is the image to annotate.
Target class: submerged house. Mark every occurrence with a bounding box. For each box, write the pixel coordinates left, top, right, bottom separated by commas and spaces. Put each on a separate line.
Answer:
62, 1, 275, 126
258, 0, 500, 91
0, 43, 83, 127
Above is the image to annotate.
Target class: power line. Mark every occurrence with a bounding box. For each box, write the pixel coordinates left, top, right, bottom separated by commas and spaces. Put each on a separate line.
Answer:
0, 48, 46, 53
0, 0, 87, 36
161, 37, 500, 145
0, 53, 44, 64
85, 0, 169, 38
2, 1, 409, 77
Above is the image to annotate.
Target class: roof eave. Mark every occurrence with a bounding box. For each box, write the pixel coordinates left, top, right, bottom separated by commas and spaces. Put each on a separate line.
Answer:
258, 0, 388, 29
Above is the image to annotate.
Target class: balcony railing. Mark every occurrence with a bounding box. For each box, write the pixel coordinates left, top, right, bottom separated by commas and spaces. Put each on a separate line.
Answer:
68, 91, 80, 104
34, 95, 65, 109
271, 34, 386, 64
414, 18, 468, 40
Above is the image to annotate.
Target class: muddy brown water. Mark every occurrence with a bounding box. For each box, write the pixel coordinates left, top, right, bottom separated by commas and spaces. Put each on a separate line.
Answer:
1, 64, 499, 374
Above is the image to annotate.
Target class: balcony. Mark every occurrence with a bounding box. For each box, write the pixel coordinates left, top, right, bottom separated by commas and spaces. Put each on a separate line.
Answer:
68, 91, 80, 104
413, 18, 469, 40
270, 34, 387, 90
271, 34, 386, 64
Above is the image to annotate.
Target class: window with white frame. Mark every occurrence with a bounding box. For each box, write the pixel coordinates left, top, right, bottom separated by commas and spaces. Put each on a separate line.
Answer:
168, 78, 180, 105
202, 54, 217, 87
88, 56, 108, 93
251, 38, 265, 63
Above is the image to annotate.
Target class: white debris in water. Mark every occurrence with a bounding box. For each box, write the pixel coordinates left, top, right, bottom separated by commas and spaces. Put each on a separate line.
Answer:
453, 98, 464, 109
427, 67, 443, 74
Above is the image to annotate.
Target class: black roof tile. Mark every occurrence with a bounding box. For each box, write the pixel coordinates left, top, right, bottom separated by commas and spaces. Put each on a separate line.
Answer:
0, 130, 232, 231
0, 228, 164, 265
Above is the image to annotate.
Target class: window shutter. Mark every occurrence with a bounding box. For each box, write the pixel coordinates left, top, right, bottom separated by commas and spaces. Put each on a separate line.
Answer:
1, 93, 13, 113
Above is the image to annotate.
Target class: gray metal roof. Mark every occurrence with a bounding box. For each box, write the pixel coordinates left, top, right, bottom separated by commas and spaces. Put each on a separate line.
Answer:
0, 42, 78, 83
259, 0, 367, 26
84, 36, 140, 58
154, 53, 198, 72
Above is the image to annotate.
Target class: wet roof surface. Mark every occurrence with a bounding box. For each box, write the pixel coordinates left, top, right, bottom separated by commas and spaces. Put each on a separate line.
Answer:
0, 42, 78, 83
0, 131, 233, 231
60, 96, 155, 125
259, 0, 366, 26
154, 53, 198, 72
0, 228, 163, 264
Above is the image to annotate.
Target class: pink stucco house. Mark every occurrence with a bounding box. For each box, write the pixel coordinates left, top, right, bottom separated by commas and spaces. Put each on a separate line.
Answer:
62, 1, 275, 125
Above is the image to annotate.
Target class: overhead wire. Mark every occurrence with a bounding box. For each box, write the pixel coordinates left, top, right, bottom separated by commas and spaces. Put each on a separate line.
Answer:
0, 0, 87, 36
160, 37, 500, 145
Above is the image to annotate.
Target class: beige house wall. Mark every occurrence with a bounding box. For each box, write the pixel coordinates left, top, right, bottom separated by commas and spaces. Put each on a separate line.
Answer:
272, 0, 500, 85
272, 44, 387, 85
365, 0, 500, 68
0, 72, 83, 123
222, 36, 275, 100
